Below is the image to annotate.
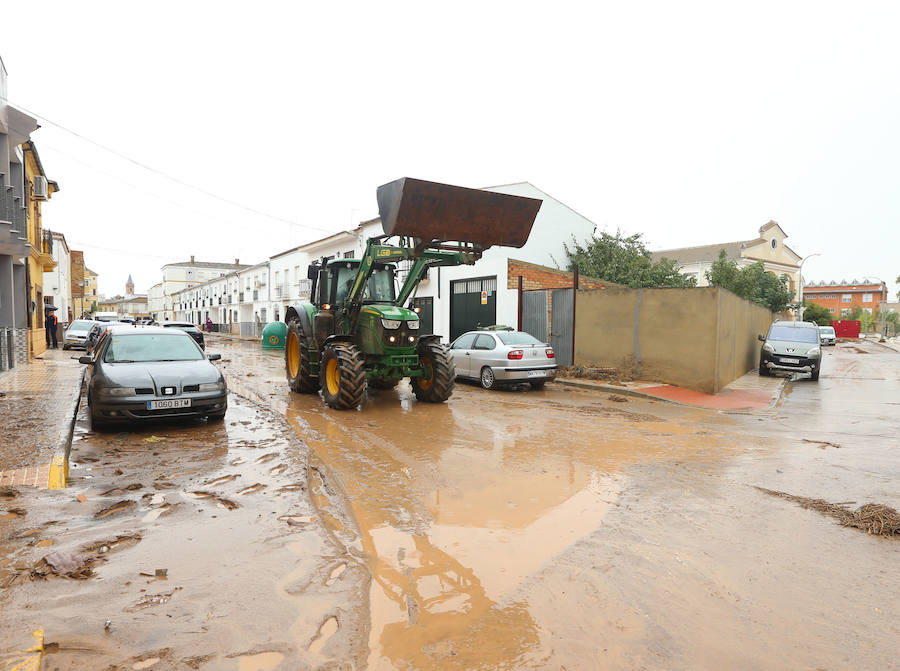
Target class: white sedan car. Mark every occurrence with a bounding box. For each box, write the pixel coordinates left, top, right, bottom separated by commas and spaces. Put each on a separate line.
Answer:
449, 330, 557, 390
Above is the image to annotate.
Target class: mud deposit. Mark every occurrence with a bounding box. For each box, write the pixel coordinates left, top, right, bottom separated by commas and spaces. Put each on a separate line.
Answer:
0, 395, 367, 669
215, 336, 900, 670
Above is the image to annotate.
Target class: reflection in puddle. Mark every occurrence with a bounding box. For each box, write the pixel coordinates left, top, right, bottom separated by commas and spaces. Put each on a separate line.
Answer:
237, 651, 284, 671
282, 382, 718, 670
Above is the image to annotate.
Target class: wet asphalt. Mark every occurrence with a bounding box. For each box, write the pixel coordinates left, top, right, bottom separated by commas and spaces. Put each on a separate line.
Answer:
1, 337, 897, 670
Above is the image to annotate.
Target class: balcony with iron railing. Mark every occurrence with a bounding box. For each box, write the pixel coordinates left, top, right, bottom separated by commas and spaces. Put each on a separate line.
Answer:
274, 284, 284, 298
38, 228, 57, 270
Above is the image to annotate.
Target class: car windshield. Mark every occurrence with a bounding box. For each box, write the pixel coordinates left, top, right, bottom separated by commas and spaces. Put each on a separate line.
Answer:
768, 325, 819, 343
165, 324, 200, 333
103, 334, 203, 363
334, 264, 396, 305
819, 327, 835, 335
68, 321, 93, 332
496, 331, 545, 346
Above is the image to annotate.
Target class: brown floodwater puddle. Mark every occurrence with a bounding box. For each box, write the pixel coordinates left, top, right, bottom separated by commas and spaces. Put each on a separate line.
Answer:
287, 382, 737, 669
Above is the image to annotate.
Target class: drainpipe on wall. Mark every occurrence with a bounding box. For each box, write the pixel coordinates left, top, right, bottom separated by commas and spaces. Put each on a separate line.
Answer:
517, 275, 523, 331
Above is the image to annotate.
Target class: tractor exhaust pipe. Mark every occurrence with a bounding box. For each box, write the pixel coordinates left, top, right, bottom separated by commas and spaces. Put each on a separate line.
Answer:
376, 178, 542, 249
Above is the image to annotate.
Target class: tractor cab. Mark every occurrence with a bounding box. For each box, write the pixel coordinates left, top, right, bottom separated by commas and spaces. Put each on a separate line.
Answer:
308, 259, 398, 309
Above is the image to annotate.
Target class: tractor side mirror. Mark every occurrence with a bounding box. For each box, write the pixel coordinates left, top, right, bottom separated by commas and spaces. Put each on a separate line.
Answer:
307, 264, 319, 281
316, 269, 330, 306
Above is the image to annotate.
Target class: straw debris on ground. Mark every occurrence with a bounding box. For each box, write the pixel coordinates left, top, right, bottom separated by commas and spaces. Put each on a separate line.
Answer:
756, 487, 900, 538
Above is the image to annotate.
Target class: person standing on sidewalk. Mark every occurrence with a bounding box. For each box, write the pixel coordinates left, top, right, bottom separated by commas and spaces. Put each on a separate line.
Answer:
45, 307, 59, 349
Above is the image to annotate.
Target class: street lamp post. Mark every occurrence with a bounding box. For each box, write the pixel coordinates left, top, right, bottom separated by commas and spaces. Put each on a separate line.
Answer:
798, 253, 822, 321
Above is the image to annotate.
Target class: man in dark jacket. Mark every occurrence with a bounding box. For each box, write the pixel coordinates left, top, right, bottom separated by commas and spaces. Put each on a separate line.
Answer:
45, 307, 59, 349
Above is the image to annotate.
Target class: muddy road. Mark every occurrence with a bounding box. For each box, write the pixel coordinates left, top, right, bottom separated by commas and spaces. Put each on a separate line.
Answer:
1, 337, 897, 670
216, 337, 900, 670
1, 395, 366, 670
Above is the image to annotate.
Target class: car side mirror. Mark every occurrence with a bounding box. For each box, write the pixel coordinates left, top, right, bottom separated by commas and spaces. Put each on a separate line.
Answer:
757, 334, 766, 342
78, 356, 94, 364
207, 353, 222, 361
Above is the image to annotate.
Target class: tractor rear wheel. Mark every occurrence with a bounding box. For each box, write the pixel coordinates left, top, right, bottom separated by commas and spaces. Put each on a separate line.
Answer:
412, 341, 455, 403
321, 343, 367, 409
285, 321, 317, 393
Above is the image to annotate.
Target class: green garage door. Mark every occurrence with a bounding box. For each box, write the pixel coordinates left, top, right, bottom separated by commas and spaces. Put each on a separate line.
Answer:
450, 277, 497, 342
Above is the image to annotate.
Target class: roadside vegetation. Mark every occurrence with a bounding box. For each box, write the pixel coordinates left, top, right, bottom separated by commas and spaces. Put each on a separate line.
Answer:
705, 250, 794, 313
563, 230, 697, 288
803, 302, 833, 326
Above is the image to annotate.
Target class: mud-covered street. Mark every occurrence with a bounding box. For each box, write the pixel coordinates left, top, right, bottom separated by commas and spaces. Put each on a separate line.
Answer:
2, 338, 899, 670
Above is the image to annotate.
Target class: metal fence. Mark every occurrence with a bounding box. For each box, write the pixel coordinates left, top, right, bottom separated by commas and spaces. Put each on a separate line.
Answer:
522, 290, 549, 342
550, 288, 574, 366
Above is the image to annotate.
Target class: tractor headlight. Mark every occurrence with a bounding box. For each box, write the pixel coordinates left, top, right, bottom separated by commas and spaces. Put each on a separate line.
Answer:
407, 320, 419, 330
382, 319, 401, 329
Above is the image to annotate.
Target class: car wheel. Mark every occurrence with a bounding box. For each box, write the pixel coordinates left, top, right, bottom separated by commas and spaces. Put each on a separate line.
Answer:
62, 344, 70, 350
89, 396, 109, 430
207, 411, 226, 421
810, 369, 820, 381
758, 365, 770, 377
529, 380, 546, 389
480, 366, 496, 390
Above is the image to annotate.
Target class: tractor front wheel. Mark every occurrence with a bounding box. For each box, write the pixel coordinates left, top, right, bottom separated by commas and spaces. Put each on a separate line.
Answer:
321, 343, 367, 410
412, 341, 455, 403
285, 321, 317, 393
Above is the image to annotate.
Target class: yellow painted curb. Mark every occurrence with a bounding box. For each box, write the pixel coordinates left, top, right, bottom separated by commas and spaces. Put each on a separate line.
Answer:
47, 455, 67, 490
2, 628, 44, 671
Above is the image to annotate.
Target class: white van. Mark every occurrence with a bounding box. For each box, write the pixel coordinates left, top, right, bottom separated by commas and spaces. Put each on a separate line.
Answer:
93, 311, 119, 322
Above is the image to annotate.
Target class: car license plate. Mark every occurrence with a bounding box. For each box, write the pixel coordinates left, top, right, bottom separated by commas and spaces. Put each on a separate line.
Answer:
780, 357, 800, 364
527, 370, 547, 378
147, 399, 192, 410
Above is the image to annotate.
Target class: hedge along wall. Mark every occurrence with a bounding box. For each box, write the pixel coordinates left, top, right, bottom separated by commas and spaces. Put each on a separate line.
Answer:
574, 286, 773, 394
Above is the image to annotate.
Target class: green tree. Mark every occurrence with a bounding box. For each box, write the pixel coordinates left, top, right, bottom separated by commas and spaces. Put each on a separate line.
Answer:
704, 250, 795, 313
803, 302, 833, 326
563, 230, 697, 288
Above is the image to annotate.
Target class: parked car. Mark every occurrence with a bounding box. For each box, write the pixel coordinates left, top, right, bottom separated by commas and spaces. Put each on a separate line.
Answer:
758, 320, 822, 380
62, 319, 98, 350
80, 325, 226, 427
85, 321, 125, 353
162, 321, 205, 350
93, 311, 119, 322
449, 330, 556, 389
818, 325, 836, 346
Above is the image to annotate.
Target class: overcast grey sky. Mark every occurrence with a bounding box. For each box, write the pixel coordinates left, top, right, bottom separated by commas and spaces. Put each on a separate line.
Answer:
3, 1, 898, 300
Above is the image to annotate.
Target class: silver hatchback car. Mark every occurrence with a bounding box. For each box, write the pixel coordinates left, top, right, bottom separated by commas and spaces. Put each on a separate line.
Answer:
449, 330, 557, 389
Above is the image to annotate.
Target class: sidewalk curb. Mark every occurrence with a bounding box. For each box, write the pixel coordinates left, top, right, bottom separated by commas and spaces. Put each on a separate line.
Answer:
47, 368, 85, 490
552, 376, 787, 412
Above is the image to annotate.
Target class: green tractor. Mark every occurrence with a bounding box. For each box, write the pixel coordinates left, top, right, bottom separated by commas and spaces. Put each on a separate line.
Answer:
283, 177, 541, 409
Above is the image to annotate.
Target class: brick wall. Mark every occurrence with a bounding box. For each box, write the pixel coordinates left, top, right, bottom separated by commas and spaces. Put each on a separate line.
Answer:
507, 259, 615, 291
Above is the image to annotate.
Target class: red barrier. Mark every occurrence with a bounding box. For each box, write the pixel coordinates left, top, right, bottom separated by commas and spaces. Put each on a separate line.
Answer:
830, 320, 860, 338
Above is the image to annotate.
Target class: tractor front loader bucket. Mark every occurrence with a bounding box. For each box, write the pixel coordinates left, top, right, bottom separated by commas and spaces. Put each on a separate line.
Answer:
376, 177, 542, 249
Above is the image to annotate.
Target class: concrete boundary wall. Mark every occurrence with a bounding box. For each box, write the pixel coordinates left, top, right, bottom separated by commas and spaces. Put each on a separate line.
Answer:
574, 286, 773, 393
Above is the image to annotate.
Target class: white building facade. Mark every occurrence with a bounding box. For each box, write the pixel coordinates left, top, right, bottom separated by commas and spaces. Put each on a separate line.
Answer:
157, 257, 247, 322
42, 231, 72, 325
